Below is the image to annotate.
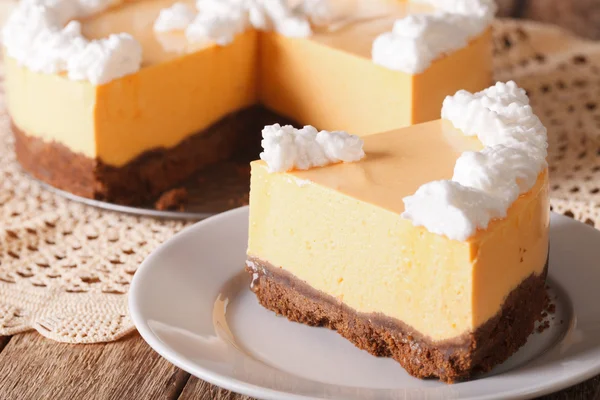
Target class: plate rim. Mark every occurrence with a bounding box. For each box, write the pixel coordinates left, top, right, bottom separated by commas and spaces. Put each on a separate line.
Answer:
26, 170, 220, 221
130, 207, 309, 400
130, 208, 600, 400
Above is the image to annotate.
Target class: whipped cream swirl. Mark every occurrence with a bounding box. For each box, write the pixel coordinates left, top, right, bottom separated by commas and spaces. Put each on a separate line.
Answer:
372, 0, 496, 73
260, 124, 365, 173
154, 2, 196, 33
154, 0, 330, 46
2, 0, 142, 85
402, 81, 548, 241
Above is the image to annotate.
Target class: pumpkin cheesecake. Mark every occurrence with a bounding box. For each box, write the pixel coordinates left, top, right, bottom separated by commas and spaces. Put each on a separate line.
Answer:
3, 0, 495, 205
246, 81, 549, 382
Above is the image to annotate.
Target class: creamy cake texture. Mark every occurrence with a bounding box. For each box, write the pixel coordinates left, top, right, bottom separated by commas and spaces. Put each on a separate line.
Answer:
3, 0, 494, 205
246, 81, 549, 383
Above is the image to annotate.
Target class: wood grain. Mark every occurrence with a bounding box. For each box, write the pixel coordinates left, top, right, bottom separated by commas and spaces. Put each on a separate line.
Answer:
0, 336, 10, 353
179, 370, 599, 400
0, 331, 597, 399
179, 377, 253, 400
539, 377, 600, 400
177, 361, 599, 400
0, 332, 190, 400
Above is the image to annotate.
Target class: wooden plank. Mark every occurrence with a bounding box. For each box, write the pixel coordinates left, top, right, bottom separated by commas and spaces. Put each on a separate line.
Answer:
179, 377, 253, 400
539, 377, 600, 400
0, 336, 10, 353
0, 332, 189, 400
177, 375, 597, 400
179, 373, 599, 400
0, 330, 597, 399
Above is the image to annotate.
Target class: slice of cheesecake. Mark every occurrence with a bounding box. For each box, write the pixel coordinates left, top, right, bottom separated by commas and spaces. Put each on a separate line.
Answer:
3, 0, 494, 205
246, 82, 549, 382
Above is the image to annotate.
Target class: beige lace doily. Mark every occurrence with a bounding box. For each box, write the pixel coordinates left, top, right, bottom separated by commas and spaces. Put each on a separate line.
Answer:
1, 19, 600, 343
494, 20, 600, 226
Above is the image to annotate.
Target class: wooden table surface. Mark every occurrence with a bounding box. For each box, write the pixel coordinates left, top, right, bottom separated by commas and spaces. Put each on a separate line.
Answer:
0, 331, 597, 399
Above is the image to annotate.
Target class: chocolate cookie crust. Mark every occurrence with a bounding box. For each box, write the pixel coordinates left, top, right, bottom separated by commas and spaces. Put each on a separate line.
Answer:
246, 257, 549, 383
13, 123, 97, 200
12, 106, 285, 206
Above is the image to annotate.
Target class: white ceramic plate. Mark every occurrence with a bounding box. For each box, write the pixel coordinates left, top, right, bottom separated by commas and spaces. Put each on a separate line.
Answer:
130, 207, 600, 400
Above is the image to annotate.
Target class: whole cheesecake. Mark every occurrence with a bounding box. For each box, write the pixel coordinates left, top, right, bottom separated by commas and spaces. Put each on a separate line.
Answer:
246, 81, 549, 382
3, 0, 495, 205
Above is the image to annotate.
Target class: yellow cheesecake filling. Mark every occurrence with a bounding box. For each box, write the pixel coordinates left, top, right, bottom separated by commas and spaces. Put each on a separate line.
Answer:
247, 121, 549, 342
5, 57, 97, 158
4, 0, 493, 167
